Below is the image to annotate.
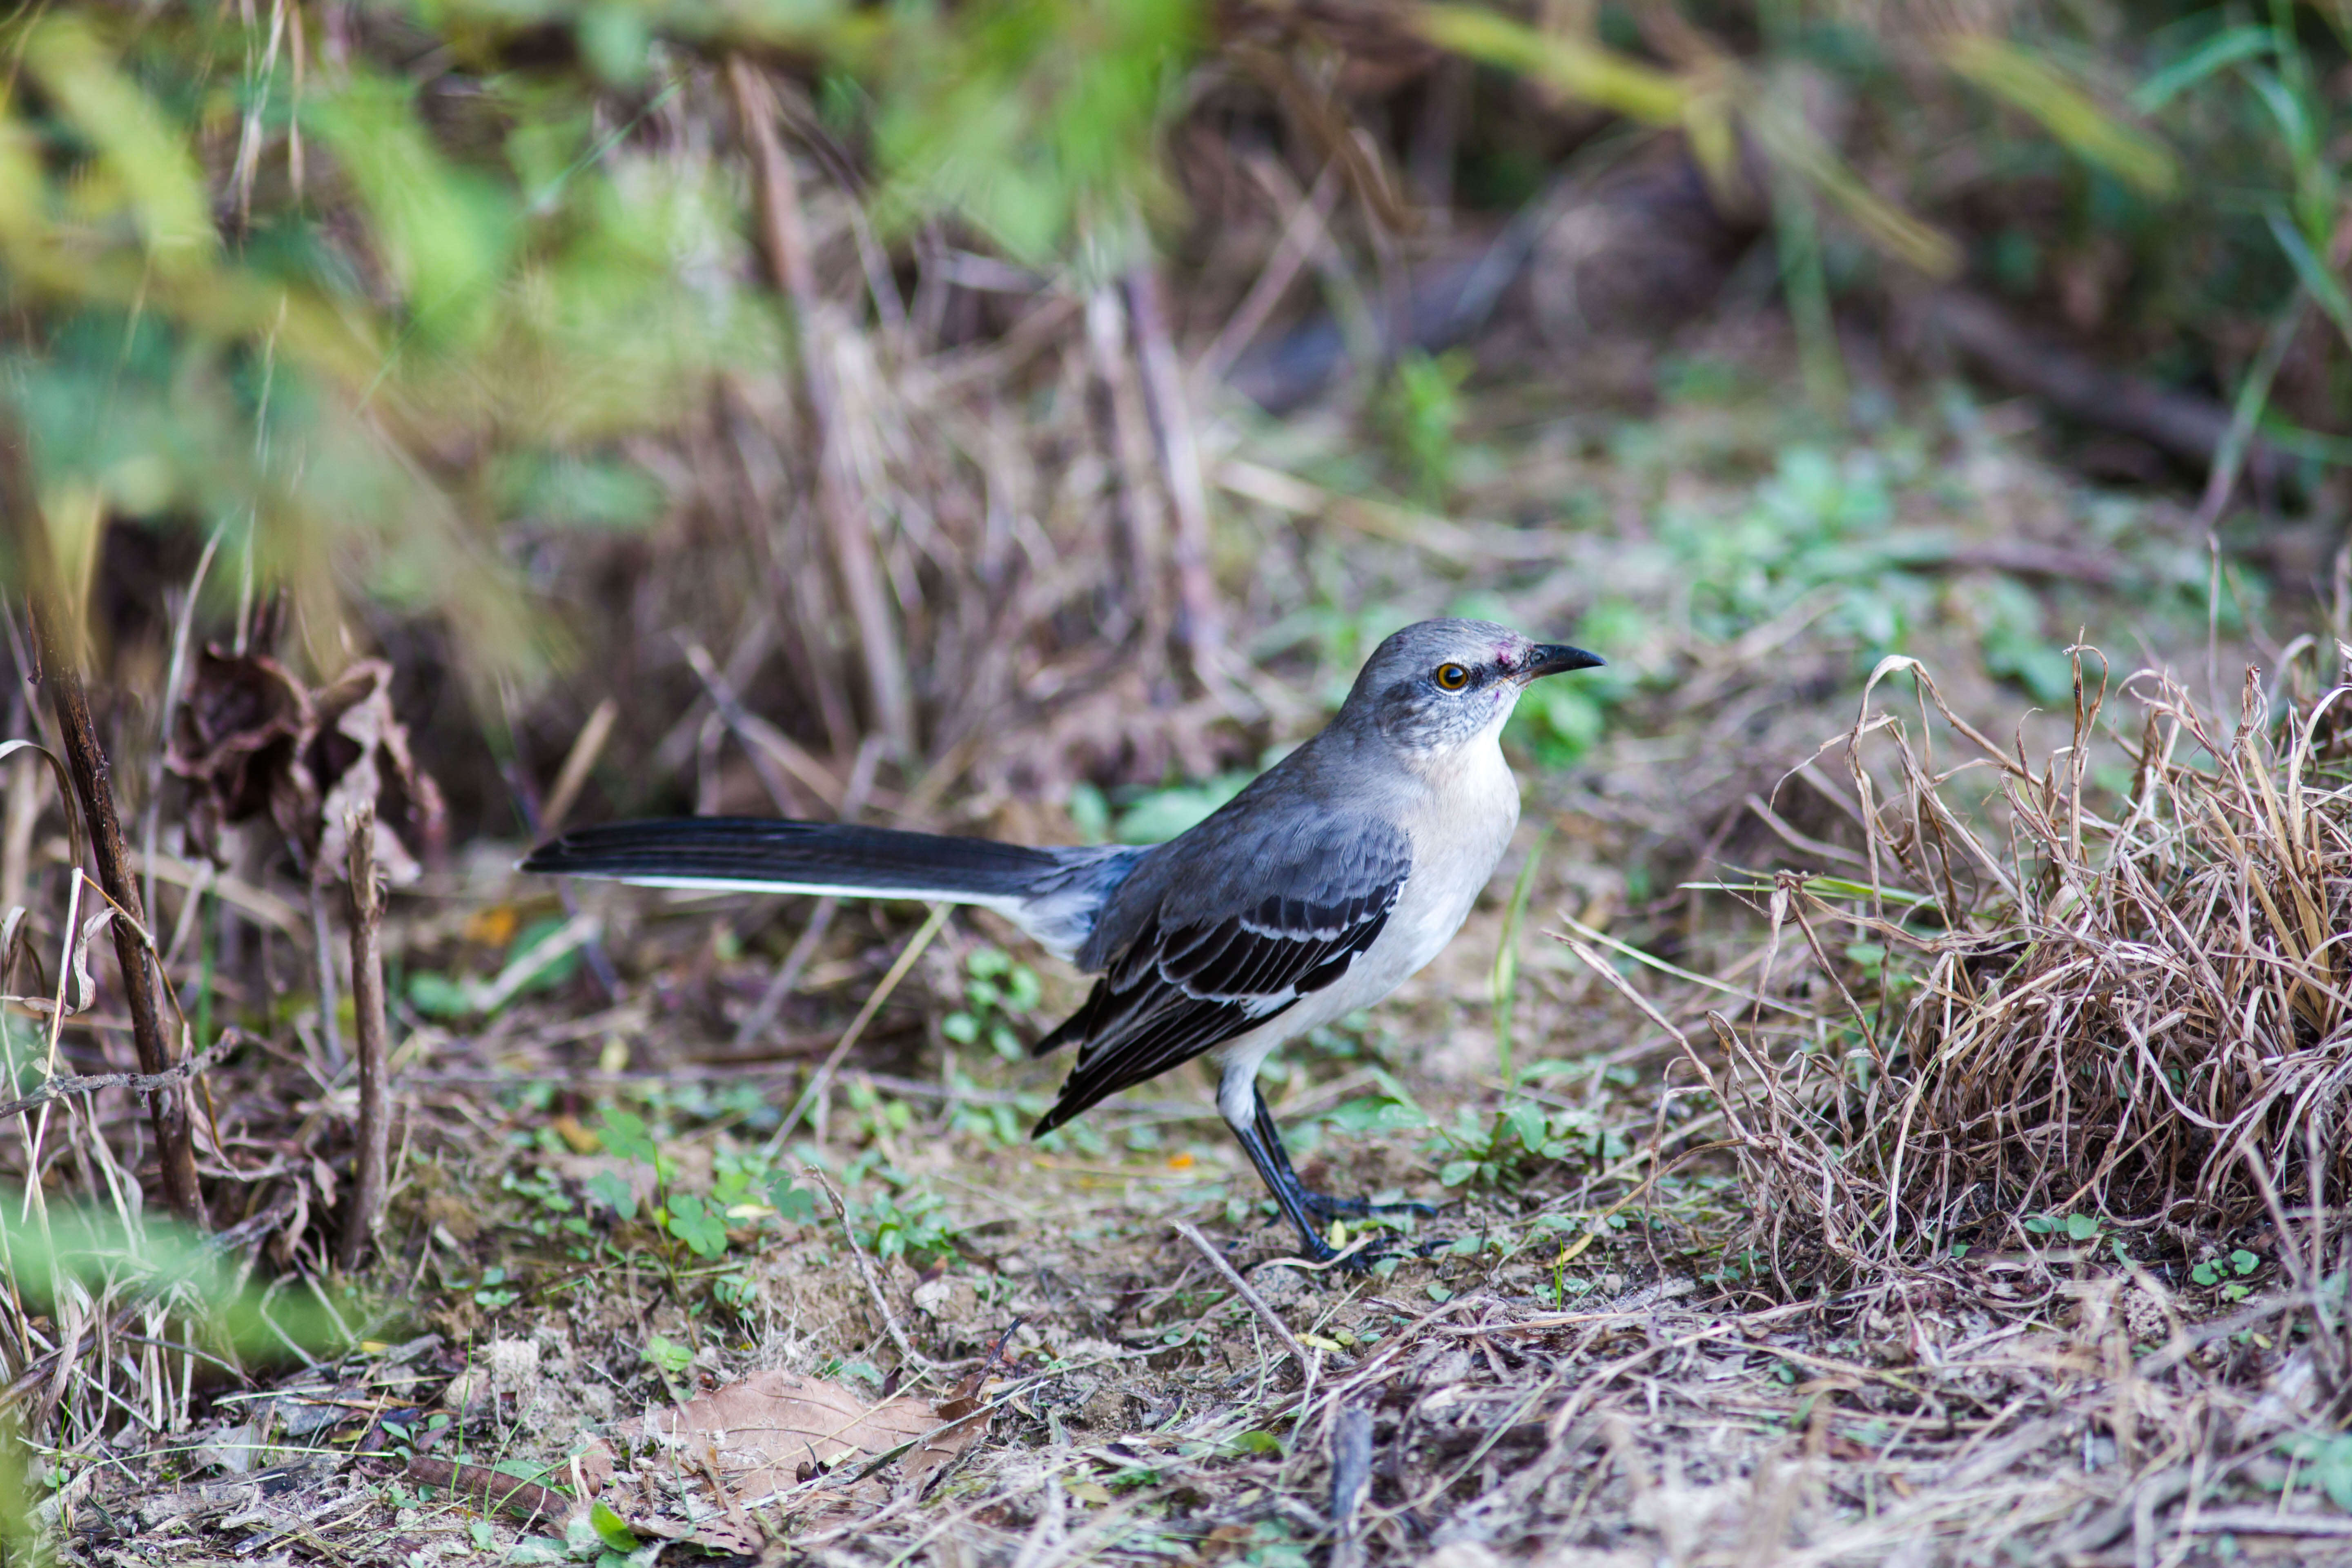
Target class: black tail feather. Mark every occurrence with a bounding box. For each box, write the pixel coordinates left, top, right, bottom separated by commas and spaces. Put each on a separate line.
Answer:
520, 817, 1059, 900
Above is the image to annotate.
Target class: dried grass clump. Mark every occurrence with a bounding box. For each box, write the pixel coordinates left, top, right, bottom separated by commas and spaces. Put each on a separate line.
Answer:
1717, 649, 2352, 1280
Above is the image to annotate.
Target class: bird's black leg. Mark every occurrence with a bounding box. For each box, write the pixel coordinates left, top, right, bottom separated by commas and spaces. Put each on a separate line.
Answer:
1222, 1085, 1436, 1263
1223, 1091, 1337, 1261
1250, 1089, 1435, 1221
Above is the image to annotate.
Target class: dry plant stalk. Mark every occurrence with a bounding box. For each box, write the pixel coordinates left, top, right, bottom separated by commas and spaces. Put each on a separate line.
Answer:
1719, 650, 2352, 1281
0, 410, 206, 1225
339, 801, 389, 1270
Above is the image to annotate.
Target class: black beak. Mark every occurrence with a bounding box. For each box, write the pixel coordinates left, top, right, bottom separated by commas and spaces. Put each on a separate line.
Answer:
1521, 644, 1605, 681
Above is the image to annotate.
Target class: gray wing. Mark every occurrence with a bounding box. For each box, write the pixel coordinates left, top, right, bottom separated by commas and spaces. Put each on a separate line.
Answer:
1030, 814, 1410, 1133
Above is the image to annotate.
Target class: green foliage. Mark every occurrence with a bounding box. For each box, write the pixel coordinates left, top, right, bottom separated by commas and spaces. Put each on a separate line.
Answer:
2280, 1431, 2352, 1512
1428, 1092, 1626, 1192
1112, 771, 1254, 843
572, 1104, 816, 1275
408, 916, 586, 1019
2021, 1211, 2102, 1243
942, 945, 1043, 1062
0, 1197, 339, 1360
869, 0, 1204, 267
854, 1187, 959, 1266
1379, 350, 1474, 505
1505, 599, 1642, 769
640, 1334, 693, 1380
2190, 1248, 2261, 1301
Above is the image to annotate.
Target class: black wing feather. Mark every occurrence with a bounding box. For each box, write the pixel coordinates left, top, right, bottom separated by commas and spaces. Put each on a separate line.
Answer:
1031, 815, 1410, 1134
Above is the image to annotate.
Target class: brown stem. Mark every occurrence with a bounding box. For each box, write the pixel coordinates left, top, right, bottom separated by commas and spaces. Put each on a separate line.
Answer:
1125, 264, 1225, 681
0, 413, 207, 1226
339, 801, 388, 1270
726, 56, 915, 762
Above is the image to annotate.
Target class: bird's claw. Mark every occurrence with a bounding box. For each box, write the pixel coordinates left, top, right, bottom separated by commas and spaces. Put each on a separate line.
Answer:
1298, 1191, 1438, 1221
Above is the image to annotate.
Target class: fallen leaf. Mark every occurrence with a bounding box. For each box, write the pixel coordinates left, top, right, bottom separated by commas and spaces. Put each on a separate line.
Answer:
620, 1368, 987, 1509
169, 648, 445, 885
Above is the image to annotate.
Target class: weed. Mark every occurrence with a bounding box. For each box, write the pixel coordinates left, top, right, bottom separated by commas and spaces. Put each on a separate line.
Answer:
942, 945, 1043, 1062
1426, 1087, 1628, 1192
1379, 349, 1474, 505
574, 1105, 816, 1277
2191, 1249, 2263, 1301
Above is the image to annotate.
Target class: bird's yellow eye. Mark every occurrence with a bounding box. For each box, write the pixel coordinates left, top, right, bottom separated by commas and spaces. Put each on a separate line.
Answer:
1434, 663, 1470, 690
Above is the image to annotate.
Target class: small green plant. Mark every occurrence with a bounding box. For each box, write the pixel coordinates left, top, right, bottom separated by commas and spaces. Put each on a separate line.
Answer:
578, 1106, 815, 1272
2191, 1248, 2262, 1301
942, 945, 1043, 1061
641, 1335, 693, 1381
1379, 348, 1474, 504
1428, 1094, 1625, 1191
2022, 1212, 2103, 1244
855, 1185, 960, 1266
2281, 1432, 2352, 1512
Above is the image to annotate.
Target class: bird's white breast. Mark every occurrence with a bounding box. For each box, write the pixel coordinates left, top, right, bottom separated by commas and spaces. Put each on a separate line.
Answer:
1213, 731, 1522, 1093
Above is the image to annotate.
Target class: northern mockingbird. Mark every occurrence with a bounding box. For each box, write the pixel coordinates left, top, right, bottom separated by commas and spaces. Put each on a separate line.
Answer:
524, 619, 1601, 1261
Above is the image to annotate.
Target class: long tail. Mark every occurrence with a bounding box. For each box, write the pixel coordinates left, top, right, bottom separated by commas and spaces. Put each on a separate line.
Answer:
520, 817, 1062, 906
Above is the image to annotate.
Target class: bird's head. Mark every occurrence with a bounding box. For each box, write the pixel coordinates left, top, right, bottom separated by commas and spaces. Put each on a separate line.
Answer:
1342, 619, 1604, 760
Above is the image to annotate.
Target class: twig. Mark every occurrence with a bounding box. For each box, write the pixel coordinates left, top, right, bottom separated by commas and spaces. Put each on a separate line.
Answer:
1328, 1403, 1374, 1568
538, 697, 617, 842
766, 902, 951, 1152
0, 409, 206, 1225
1125, 263, 1225, 681
726, 55, 914, 760
339, 802, 389, 1271
0, 1041, 224, 1120
402, 1455, 570, 1527
1171, 1219, 1310, 1369
804, 1169, 937, 1377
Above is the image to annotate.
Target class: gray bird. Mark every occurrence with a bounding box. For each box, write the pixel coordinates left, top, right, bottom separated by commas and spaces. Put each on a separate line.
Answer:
523, 619, 1602, 1262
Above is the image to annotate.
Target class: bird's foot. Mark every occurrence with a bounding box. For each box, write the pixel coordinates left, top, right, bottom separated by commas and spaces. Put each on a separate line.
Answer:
1298, 1190, 1438, 1222
1282, 1227, 1445, 1272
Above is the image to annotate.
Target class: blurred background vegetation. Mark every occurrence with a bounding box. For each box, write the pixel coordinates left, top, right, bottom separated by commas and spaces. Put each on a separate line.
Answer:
1, 0, 2343, 840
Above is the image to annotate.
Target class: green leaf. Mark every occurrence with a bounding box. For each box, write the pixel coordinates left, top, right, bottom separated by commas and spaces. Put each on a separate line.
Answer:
2132, 26, 2272, 112
2267, 211, 2352, 354
595, 1109, 657, 1166
2065, 1213, 2100, 1242
503, 917, 584, 995
1503, 1100, 1548, 1156
1438, 1160, 1480, 1188
24, 18, 218, 267
2022, 1215, 2056, 1235
584, 1170, 637, 1222
666, 1194, 730, 1259
641, 1335, 692, 1378
1417, 5, 1687, 124
941, 1012, 981, 1045
2190, 1261, 2218, 1286
1324, 1098, 1430, 1134
405, 971, 477, 1020
588, 1500, 639, 1553
2232, 1248, 2261, 1276
305, 71, 517, 348
1942, 34, 2178, 198
769, 1178, 818, 1224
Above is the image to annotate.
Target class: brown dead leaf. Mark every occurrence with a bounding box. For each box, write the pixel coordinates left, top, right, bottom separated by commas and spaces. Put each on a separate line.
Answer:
169, 649, 446, 884
620, 1369, 987, 1508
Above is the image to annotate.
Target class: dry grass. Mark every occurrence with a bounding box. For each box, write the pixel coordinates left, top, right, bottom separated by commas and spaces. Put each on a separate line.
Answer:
1706, 646, 2352, 1293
